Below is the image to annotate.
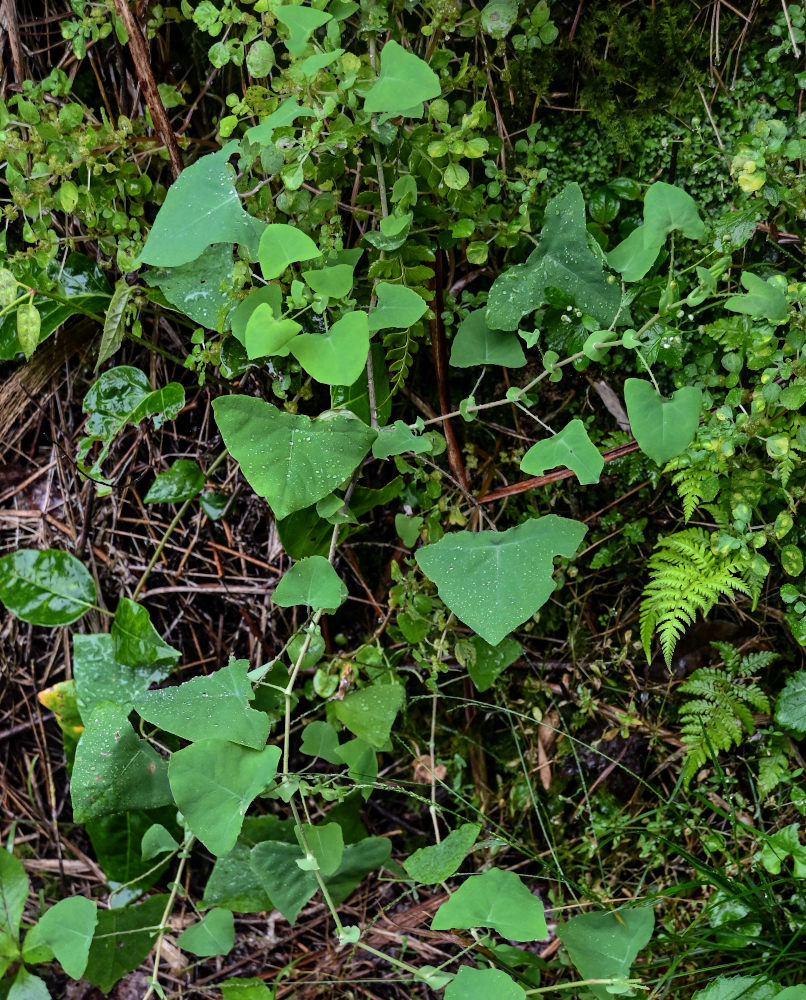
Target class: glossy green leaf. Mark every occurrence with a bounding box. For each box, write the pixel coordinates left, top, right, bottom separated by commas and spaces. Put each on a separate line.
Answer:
0, 549, 96, 626
96, 278, 134, 370
291, 311, 369, 386
520, 419, 604, 485
367, 282, 429, 332
334, 682, 405, 750
111, 597, 181, 670
445, 965, 526, 1000
78, 366, 185, 487
403, 823, 480, 884
297, 823, 344, 877
725, 272, 788, 323
487, 183, 621, 331
176, 908, 235, 958
244, 303, 301, 358
431, 868, 548, 941
135, 659, 269, 749
273, 556, 347, 612
169, 741, 280, 856
775, 672, 806, 735
457, 635, 522, 693
364, 40, 440, 116
137, 150, 261, 267
624, 379, 702, 466
416, 516, 587, 645
395, 514, 424, 547
0, 253, 111, 361
83, 895, 167, 993
213, 395, 376, 519
274, 5, 331, 54
259, 223, 321, 280
71, 703, 173, 821
23, 897, 97, 979
449, 308, 527, 367
145, 243, 235, 331
372, 420, 434, 459
557, 906, 655, 1000
145, 459, 205, 503
302, 264, 354, 299
73, 634, 169, 715
0, 849, 28, 941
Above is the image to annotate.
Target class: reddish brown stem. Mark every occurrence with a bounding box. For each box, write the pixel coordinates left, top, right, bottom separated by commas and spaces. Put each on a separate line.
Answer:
113, 0, 183, 179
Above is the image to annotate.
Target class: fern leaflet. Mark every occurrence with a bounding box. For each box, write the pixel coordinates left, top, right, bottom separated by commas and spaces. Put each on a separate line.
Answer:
678, 642, 774, 785
640, 528, 752, 664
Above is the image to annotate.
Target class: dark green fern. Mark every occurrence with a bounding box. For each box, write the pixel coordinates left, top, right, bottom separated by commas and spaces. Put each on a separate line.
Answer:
640, 528, 752, 664
678, 642, 775, 785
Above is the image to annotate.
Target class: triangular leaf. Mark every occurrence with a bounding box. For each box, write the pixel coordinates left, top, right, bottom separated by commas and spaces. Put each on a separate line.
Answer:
258, 223, 321, 280
450, 309, 527, 368
403, 823, 481, 884
135, 659, 269, 749
212, 396, 376, 520
169, 741, 280, 856
431, 868, 547, 941
23, 897, 97, 980
372, 420, 433, 459
334, 682, 404, 750
137, 151, 260, 267
176, 909, 235, 958
367, 282, 429, 332
725, 272, 788, 323
364, 40, 440, 116
445, 966, 526, 1000
416, 516, 587, 645
83, 895, 167, 993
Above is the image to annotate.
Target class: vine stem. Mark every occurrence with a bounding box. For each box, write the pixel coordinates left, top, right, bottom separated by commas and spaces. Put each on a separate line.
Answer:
132, 448, 229, 601
421, 299, 687, 427
525, 978, 647, 995
142, 834, 195, 1000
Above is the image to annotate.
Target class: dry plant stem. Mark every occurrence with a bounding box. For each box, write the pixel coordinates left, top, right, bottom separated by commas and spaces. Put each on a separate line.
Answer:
113, 0, 183, 179
131, 449, 229, 600
142, 834, 196, 1000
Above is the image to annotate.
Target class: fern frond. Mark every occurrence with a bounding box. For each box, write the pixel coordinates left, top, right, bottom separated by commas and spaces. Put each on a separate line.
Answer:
669, 460, 721, 521
677, 645, 772, 785
640, 528, 751, 665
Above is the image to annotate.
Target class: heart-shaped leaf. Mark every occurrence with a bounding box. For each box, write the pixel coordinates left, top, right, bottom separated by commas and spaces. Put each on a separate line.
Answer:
624, 378, 702, 466
213, 396, 376, 519
73, 634, 169, 715
520, 419, 603, 485
137, 151, 261, 267
296, 823, 344, 877
83, 895, 167, 993
0, 549, 96, 626
111, 598, 180, 670
372, 420, 433, 459
450, 309, 527, 368
364, 40, 440, 116
431, 868, 547, 941
367, 282, 429, 332
302, 264, 354, 299
250, 841, 317, 923
291, 311, 369, 386
258, 223, 321, 280
457, 635, 521, 693
557, 906, 655, 1000
244, 303, 301, 359
135, 659, 269, 749
273, 556, 347, 612
775, 671, 806, 735
274, 5, 331, 55
415, 516, 587, 645
144, 243, 235, 331
169, 741, 281, 856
